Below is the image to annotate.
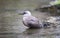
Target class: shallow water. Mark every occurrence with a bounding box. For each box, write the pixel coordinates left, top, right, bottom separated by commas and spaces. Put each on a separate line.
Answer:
0, 0, 60, 38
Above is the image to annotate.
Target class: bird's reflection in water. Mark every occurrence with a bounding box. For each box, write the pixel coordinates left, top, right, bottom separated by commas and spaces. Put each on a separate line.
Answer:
22, 28, 41, 35
22, 26, 57, 36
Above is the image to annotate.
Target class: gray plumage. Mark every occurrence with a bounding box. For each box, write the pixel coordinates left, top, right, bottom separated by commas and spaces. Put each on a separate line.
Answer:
22, 11, 41, 28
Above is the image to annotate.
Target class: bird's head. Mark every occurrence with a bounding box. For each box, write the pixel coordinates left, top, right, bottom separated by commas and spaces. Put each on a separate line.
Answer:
18, 10, 31, 16
23, 10, 31, 15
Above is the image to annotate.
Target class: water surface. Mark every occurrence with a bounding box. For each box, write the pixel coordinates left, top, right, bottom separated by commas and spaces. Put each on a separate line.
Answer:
0, 0, 60, 38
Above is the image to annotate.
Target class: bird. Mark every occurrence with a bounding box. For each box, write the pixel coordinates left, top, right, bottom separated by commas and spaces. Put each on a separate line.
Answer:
19, 10, 42, 28
18, 10, 51, 28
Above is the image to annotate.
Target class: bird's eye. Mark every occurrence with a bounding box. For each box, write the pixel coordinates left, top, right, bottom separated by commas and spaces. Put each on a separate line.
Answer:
23, 12, 26, 14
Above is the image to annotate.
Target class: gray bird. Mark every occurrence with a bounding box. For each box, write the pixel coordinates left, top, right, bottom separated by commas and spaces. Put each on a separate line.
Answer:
19, 10, 42, 28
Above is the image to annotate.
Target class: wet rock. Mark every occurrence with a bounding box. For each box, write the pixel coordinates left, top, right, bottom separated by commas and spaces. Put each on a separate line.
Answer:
35, 5, 53, 12
46, 16, 60, 25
